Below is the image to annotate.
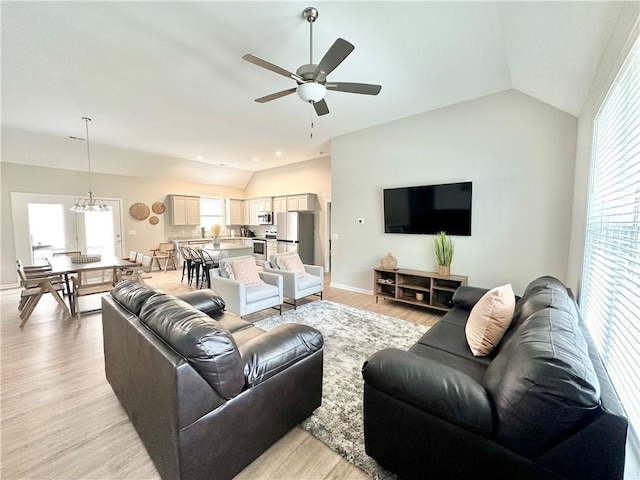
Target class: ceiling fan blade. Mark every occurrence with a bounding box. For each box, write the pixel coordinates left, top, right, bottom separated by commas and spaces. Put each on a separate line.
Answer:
313, 38, 354, 82
255, 88, 297, 103
326, 82, 382, 95
313, 99, 329, 116
242, 54, 304, 83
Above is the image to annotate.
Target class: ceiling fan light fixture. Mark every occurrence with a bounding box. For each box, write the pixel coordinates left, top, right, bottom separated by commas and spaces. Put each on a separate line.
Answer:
297, 82, 326, 103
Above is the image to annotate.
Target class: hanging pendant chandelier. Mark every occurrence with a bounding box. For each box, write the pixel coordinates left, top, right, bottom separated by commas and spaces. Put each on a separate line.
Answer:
70, 117, 112, 213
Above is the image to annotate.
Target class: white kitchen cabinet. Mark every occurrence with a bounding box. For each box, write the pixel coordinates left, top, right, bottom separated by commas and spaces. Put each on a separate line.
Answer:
286, 193, 317, 211
168, 195, 200, 226
255, 197, 272, 212
226, 199, 244, 225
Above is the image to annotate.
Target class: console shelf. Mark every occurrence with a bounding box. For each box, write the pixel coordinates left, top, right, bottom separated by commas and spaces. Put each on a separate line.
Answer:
373, 267, 468, 313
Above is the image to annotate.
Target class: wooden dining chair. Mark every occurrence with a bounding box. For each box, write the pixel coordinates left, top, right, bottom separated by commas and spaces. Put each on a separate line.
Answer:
150, 243, 177, 272
17, 264, 70, 327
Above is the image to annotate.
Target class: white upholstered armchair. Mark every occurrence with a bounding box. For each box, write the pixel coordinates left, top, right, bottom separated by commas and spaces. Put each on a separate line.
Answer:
264, 252, 323, 309
209, 255, 283, 317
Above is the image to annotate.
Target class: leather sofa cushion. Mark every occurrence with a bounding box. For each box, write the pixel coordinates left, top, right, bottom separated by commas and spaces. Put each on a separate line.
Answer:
139, 293, 244, 399
240, 323, 323, 387
452, 286, 490, 311
177, 290, 225, 317
510, 275, 578, 333
417, 320, 495, 364
482, 306, 601, 457
111, 280, 158, 315
409, 343, 488, 383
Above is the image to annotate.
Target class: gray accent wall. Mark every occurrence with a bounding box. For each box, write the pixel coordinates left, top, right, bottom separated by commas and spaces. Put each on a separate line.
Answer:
330, 90, 578, 296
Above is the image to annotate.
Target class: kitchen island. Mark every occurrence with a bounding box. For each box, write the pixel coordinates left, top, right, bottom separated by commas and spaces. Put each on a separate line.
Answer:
172, 239, 253, 258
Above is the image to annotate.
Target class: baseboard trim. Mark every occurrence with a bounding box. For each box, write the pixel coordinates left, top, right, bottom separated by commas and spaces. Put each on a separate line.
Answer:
1, 283, 20, 290
329, 282, 372, 296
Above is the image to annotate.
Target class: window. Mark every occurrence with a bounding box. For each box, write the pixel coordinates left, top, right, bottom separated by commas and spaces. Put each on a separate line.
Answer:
581, 36, 640, 470
200, 197, 225, 234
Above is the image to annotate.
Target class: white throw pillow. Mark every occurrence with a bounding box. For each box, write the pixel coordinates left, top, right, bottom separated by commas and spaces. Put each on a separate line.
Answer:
270, 251, 296, 270
279, 254, 306, 274
465, 284, 515, 356
229, 256, 263, 285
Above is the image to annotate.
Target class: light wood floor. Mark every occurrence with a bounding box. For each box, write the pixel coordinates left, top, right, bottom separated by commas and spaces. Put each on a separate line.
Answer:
1, 269, 441, 479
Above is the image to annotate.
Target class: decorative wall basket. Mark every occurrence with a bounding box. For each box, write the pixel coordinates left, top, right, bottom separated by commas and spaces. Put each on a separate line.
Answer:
152, 202, 166, 214
149, 216, 159, 225
381, 253, 398, 270
129, 203, 150, 220
438, 265, 450, 276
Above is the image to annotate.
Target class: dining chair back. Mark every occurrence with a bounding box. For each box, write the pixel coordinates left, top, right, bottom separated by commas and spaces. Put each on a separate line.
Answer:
199, 249, 227, 289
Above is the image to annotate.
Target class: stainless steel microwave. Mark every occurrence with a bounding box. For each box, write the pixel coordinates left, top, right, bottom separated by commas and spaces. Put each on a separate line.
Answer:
257, 211, 273, 225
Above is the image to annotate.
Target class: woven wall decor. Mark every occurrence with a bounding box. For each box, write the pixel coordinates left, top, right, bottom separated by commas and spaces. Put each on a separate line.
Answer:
149, 216, 159, 225
152, 202, 166, 214
129, 203, 150, 220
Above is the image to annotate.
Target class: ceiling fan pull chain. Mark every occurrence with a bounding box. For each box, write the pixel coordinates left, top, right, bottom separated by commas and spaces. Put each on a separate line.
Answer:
310, 103, 314, 139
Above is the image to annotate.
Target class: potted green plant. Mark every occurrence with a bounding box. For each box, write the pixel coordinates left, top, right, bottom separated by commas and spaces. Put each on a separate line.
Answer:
434, 231, 454, 276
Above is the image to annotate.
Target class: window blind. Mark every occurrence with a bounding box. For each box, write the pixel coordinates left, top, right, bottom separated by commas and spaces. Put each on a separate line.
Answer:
200, 197, 225, 232
581, 36, 640, 468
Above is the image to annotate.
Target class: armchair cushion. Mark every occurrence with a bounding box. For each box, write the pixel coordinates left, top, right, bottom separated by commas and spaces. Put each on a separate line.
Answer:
298, 273, 322, 290
246, 282, 280, 303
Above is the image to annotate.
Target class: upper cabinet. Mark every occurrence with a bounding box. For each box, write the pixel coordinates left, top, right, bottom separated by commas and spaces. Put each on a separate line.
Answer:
286, 193, 317, 212
226, 199, 244, 225
168, 195, 200, 225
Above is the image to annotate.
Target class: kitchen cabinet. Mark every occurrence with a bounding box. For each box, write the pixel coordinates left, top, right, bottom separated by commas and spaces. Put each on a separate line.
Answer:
273, 197, 287, 225
226, 199, 244, 225
286, 193, 317, 211
168, 195, 200, 226
244, 197, 273, 225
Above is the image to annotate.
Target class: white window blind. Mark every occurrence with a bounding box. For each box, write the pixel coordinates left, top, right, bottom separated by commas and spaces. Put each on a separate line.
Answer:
581, 35, 640, 468
200, 197, 225, 233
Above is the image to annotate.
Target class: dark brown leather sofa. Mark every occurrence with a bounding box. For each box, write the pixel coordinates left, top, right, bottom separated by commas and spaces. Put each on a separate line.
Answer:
362, 276, 628, 480
102, 281, 323, 480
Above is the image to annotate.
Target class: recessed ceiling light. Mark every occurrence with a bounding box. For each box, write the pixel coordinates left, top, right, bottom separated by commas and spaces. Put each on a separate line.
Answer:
233, 163, 239, 167
275, 151, 282, 156
253, 157, 260, 162
197, 155, 204, 161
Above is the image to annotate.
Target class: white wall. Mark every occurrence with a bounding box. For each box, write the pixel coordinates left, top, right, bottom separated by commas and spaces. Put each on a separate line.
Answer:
244, 156, 331, 267
330, 90, 577, 296
567, 4, 640, 297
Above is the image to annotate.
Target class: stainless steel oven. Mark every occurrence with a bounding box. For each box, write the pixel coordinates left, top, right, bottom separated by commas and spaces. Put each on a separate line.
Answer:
252, 239, 267, 261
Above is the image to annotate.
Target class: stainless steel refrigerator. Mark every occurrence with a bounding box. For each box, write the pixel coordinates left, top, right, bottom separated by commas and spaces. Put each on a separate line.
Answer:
276, 211, 315, 265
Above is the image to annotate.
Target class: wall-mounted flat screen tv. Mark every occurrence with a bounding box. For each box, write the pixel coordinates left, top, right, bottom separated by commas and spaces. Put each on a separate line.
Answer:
383, 181, 472, 236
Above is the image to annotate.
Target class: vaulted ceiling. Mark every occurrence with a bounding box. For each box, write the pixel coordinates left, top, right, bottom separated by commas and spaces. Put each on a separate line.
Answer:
1, 1, 626, 174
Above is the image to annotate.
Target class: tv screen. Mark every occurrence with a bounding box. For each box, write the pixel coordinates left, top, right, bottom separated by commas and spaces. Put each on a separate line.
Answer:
383, 181, 472, 236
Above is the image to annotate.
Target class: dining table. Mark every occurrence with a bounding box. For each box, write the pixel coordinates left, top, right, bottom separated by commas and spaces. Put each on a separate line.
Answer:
46, 255, 138, 316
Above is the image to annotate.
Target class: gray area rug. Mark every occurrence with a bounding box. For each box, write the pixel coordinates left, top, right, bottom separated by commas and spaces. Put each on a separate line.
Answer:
255, 300, 429, 479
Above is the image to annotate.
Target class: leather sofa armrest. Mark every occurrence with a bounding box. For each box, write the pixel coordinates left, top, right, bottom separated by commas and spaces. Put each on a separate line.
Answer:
362, 348, 494, 435
452, 286, 490, 310
240, 323, 323, 387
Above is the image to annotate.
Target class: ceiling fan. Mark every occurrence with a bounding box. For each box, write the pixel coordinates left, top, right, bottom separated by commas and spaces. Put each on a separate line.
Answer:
242, 6, 381, 116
